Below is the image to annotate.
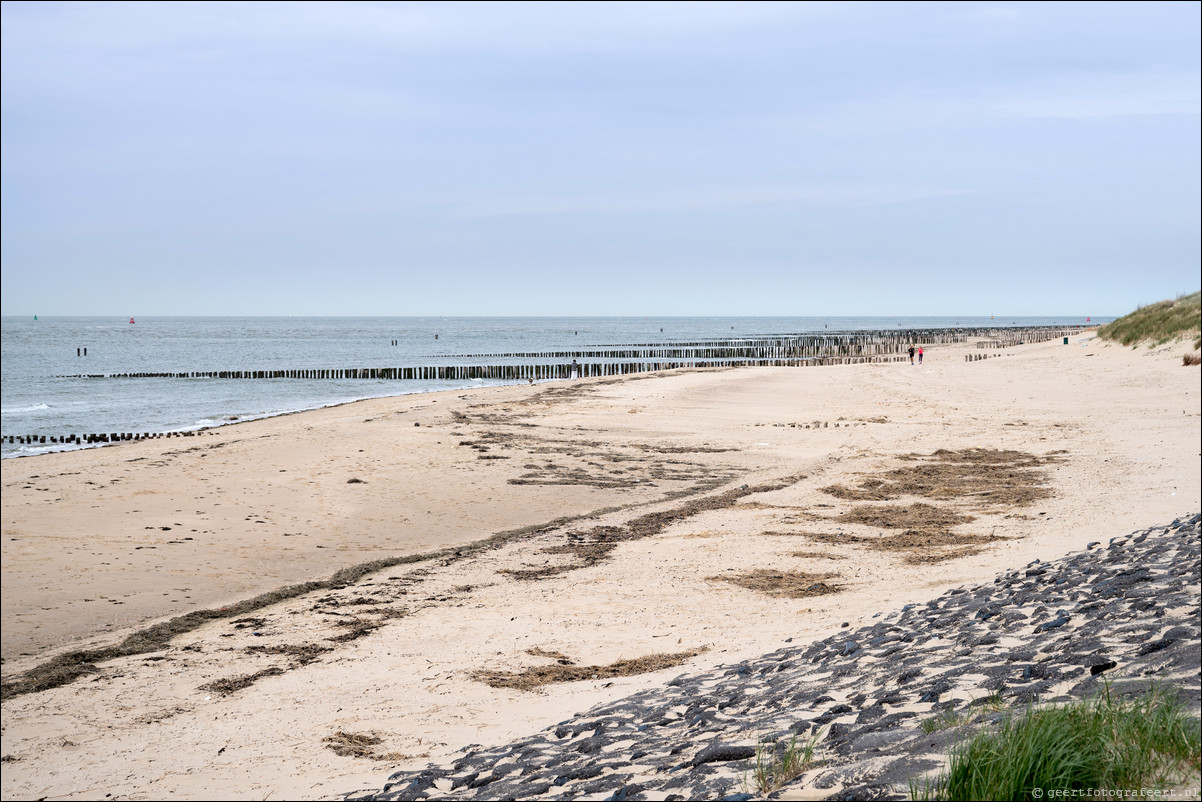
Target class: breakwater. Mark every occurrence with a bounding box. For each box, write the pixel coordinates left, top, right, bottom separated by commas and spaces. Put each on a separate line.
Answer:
350, 514, 1201, 802
452, 326, 1078, 359
56, 355, 909, 382
4, 431, 201, 446
54, 327, 1078, 381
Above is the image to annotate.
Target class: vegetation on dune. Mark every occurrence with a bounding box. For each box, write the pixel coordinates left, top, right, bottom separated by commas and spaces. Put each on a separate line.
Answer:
1098, 291, 1201, 351
745, 730, 824, 795
911, 685, 1202, 800
919, 691, 1007, 734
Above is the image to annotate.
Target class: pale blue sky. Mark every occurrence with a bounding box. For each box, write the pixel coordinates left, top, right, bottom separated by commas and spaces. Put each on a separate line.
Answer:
2, 1, 1198, 316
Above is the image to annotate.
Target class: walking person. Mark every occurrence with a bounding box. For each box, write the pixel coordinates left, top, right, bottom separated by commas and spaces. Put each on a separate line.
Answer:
908, 345, 915, 365
570, 359, 579, 380
918, 347, 924, 364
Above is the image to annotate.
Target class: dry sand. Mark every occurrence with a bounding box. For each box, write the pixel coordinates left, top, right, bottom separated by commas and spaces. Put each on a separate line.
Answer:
2, 331, 1199, 800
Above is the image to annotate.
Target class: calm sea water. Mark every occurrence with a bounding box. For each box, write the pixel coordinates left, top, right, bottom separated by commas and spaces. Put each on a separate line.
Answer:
1, 315, 1102, 459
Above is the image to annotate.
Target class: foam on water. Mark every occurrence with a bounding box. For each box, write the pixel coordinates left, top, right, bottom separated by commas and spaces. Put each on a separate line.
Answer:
2, 403, 51, 414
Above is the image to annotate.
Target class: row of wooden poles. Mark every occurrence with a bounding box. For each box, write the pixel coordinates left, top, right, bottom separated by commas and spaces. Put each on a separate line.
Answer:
965, 353, 1003, 361
15, 356, 915, 445
58, 327, 1077, 381
448, 327, 1081, 360
6, 431, 201, 445
61, 355, 912, 381
976, 329, 1075, 349
458, 334, 972, 360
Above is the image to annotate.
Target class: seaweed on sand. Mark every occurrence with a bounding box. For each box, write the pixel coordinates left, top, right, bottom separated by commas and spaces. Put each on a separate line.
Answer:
822, 448, 1059, 509
500, 475, 805, 581
0, 503, 661, 701
713, 569, 843, 599
472, 648, 706, 690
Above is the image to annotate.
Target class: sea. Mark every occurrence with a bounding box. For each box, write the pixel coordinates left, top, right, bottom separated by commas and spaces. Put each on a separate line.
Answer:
1, 315, 1105, 459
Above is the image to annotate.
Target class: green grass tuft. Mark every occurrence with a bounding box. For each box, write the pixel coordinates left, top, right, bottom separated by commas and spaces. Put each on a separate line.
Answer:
1098, 292, 1201, 350
745, 730, 823, 795
920, 693, 1007, 733
911, 686, 1202, 800
921, 707, 975, 734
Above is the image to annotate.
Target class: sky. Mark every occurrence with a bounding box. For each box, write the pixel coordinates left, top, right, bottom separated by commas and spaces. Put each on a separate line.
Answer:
1, 1, 1199, 317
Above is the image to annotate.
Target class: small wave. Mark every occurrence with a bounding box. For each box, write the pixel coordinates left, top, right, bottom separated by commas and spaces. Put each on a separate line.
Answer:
2, 442, 85, 459
2, 403, 51, 414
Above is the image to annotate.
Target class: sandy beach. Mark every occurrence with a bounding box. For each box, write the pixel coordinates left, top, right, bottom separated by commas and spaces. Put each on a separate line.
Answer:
2, 331, 1199, 800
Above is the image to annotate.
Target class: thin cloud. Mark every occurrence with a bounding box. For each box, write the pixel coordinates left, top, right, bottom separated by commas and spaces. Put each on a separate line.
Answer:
449, 183, 974, 218
993, 71, 1202, 120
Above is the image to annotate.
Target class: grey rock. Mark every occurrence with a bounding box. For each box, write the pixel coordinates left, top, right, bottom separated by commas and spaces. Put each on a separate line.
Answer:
690, 743, 756, 766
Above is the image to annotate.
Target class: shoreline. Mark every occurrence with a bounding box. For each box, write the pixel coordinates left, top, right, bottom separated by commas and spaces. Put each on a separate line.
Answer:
2, 374, 714, 661
1, 322, 1092, 461
2, 332, 1199, 800
0, 381, 516, 461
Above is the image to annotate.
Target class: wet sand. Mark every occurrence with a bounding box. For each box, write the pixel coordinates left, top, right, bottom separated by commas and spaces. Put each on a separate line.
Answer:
2, 331, 1199, 800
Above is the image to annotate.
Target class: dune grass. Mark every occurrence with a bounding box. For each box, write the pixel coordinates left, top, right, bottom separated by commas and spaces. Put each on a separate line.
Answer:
911, 686, 1201, 800
1098, 291, 1201, 350
745, 730, 824, 795
919, 692, 1008, 734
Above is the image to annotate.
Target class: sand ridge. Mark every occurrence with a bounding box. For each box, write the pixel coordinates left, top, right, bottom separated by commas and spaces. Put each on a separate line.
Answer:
1, 332, 1199, 800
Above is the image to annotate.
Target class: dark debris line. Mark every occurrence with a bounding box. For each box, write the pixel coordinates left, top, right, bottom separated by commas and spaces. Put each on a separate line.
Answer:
345, 515, 1201, 802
